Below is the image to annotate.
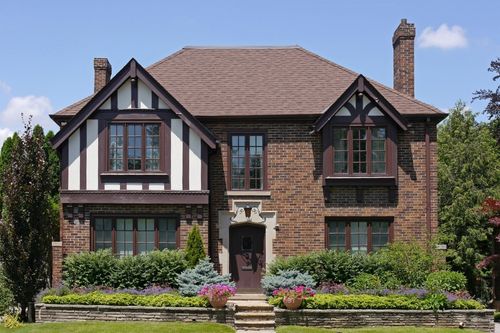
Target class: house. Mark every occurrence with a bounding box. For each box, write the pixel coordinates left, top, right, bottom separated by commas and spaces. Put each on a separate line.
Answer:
50, 19, 446, 291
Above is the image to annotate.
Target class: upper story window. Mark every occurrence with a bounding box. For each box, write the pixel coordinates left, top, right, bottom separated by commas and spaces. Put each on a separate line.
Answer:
93, 216, 178, 257
229, 134, 265, 190
108, 123, 160, 172
333, 127, 386, 175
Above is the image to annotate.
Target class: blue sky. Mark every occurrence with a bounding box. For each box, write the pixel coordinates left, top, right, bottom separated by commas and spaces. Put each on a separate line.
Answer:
0, 0, 498, 144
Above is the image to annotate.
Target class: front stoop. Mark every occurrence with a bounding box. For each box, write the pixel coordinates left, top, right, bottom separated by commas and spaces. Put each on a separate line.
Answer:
229, 294, 275, 333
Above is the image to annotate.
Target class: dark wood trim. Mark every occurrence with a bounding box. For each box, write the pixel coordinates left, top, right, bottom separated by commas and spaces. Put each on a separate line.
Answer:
61, 190, 210, 205
91, 109, 173, 121
51, 58, 217, 150
322, 128, 333, 181
100, 173, 169, 182
324, 176, 396, 187
111, 92, 118, 111
152, 93, 159, 109
425, 121, 432, 241
98, 120, 106, 190
80, 122, 87, 190
182, 122, 190, 190
131, 78, 138, 109
165, 117, 171, 190
201, 142, 208, 190
176, 220, 181, 249
61, 143, 68, 190
120, 182, 126, 190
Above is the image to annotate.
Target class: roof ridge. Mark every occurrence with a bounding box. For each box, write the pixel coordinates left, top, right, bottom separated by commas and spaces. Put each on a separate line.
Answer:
146, 48, 188, 71
296, 46, 444, 115
182, 45, 301, 49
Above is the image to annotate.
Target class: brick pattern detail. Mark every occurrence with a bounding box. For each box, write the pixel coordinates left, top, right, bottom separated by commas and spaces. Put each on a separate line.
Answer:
35, 304, 234, 325
392, 19, 415, 97
275, 309, 494, 332
53, 204, 209, 283
94, 58, 111, 93
206, 120, 438, 270
51, 244, 63, 286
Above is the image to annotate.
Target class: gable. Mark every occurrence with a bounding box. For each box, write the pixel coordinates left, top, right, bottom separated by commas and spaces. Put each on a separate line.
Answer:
51, 58, 217, 150
315, 75, 408, 132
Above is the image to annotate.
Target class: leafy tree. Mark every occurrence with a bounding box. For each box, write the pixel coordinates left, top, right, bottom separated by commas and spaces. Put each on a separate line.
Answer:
473, 58, 500, 142
0, 120, 53, 320
437, 101, 500, 296
0, 133, 19, 214
185, 225, 206, 268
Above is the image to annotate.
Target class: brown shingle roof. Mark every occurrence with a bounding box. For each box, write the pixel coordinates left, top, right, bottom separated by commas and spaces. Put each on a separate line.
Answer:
52, 46, 444, 119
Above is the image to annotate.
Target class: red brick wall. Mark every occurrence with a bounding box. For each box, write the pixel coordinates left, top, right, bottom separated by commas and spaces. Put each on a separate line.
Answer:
52, 204, 209, 285
393, 19, 416, 97
205, 120, 438, 269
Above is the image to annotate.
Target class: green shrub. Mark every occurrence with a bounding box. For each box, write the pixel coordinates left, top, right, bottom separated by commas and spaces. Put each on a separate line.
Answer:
185, 225, 206, 268
347, 273, 382, 291
176, 257, 234, 296
0, 269, 13, 315
424, 270, 467, 293
268, 250, 376, 284
261, 270, 316, 296
269, 293, 484, 310
371, 242, 445, 288
494, 312, 500, 322
42, 291, 209, 307
63, 249, 187, 289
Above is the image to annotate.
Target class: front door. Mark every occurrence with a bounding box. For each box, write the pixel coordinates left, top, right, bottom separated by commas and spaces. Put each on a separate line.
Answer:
229, 225, 265, 292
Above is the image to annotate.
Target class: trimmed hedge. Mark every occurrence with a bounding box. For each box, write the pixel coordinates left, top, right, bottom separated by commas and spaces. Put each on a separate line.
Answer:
42, 292, 209, 307
63, 250, 187, 289
269, 293, 484, 310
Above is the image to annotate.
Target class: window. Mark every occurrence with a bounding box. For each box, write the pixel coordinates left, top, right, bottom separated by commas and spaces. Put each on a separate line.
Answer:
229, 134, 265, 190
332, 127, 386, 175
326, 219, 391, 253
108, 123, 161, 172
92, 216, 178, 256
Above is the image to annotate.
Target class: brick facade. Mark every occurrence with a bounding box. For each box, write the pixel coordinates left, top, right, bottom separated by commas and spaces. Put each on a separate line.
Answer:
205, 119, 438, 270
53, 204, 209, 284
393, 19, 416, 97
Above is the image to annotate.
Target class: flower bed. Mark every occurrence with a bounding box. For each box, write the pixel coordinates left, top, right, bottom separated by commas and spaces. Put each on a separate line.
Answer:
269, 293, 484, 310
42, 292, 209, 308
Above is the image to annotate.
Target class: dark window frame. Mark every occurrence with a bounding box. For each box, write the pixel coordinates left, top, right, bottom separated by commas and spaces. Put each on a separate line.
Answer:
332, 126, 388, 176
91, 215, 180, 256
106, 121, 164, 173
325, 218, 394, 253
227, 131, 268, 191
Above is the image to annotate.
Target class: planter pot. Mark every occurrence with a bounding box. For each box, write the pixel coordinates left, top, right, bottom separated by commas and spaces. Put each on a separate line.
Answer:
283, 296, 303, 310
209, 296, 228, 309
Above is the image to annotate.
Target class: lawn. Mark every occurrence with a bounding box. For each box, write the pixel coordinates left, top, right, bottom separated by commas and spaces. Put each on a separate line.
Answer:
0, 322, 485, 333
0, 322, 235, 333
277, 326, 483, 333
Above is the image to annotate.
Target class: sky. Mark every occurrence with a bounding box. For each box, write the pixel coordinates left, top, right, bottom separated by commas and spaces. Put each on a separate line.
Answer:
0, 0, 499, 145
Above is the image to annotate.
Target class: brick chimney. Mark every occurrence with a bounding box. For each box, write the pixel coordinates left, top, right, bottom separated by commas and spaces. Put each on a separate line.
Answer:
93, 58, 112, 93
392, 19, 416, 97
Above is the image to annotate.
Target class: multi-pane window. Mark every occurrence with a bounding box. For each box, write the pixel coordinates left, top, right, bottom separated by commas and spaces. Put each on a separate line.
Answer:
326, 220, 391, 253
108, 123, 161, 172
332, 127, 387, 175
93, 217, 178, 256
230, 134, 265, 190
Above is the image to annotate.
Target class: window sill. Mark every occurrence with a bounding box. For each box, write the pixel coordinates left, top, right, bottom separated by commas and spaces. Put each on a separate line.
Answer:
325, 176, 396, 187
100, 172, 169, 182
225, 190, 271, 197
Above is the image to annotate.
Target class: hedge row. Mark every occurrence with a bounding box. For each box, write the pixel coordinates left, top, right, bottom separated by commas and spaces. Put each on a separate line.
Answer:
269, 294, 484, 310
42, 292, 209, 308
63, 250, 187, 289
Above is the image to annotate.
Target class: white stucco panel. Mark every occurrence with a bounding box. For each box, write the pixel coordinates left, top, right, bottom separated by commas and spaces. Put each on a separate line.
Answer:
138, 80, 152, 109
170, 119, 183, 190
68, 129, 80, 190
117, 80, 132, 109
86, 120, 99, 190
189, 129, 202, 190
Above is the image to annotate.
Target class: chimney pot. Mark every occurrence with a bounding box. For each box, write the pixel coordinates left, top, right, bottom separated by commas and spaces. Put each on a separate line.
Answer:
392, 19, 415, 97
93, 58, 112, 93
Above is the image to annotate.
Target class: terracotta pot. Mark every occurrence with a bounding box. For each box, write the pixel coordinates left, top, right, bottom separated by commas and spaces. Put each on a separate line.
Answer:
209, 296, 228, 309
283, 296, 302, 310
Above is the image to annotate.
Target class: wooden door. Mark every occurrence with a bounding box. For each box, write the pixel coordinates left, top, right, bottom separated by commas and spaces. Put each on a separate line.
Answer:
229, 225, 265, 292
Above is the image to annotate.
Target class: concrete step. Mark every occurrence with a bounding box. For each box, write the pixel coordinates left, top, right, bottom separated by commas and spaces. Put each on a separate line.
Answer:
234, 301, 274, 312
234, 319, 275, 330
230, 293, 266, 301
235, 311, 275, 320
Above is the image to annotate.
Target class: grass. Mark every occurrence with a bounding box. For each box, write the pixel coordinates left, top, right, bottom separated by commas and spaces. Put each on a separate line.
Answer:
0, 322, 235, 333
277, 326, 483, 333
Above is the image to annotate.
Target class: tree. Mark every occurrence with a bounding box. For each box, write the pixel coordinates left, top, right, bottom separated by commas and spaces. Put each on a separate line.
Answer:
473, 58, 500, 142
0, 133, 20, 214
0, 120, 53, 320
438, 101, 500, 297
185, 225, 206, 268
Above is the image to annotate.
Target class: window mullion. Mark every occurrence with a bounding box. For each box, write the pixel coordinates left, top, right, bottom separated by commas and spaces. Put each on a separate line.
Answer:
245, 135, 250, 190
348, 128, 353, 175
367, 127, 372, 175
124, 124, 128, 172
112, 219, 116, 255
367, 221, 373, 253
142, 124, 146, 172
